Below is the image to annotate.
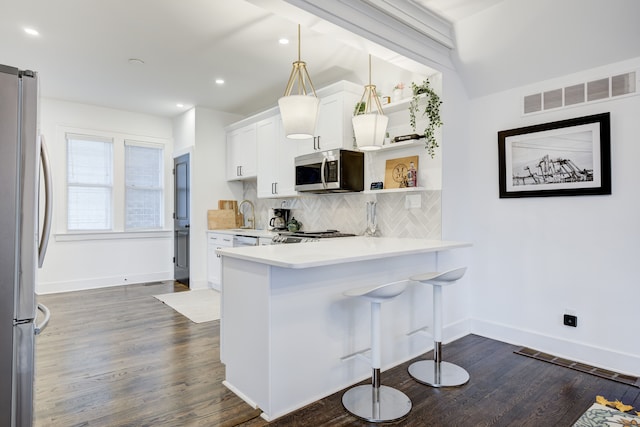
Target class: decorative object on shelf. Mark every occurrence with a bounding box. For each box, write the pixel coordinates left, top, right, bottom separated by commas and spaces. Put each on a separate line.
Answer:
407, 161, 417, 187
393, 82, 405, 103
370, 181, 383, 190
409, 79, 443, 158
384, 155, 419, 189
352, 55, 388, 151
498, 112, 611, 198
278, 24, 319, 140
393, 133, 424, 143
364, 201, 380, 236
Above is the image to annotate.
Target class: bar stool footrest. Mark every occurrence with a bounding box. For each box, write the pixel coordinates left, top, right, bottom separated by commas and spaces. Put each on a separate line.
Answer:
342, 384, 412, 423
408, 360, 469, 387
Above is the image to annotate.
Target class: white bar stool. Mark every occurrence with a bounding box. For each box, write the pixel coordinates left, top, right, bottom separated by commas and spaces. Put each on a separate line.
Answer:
408, 267, 469, 387
341, 280, 412, 423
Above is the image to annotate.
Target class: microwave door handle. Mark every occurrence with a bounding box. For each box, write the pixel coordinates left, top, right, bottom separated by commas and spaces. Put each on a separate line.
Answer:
320, 157, 328, 189
38, 135, 53, 268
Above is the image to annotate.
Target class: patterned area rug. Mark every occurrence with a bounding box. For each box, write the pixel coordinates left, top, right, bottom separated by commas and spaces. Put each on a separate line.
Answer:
154, 289, 220, 323
574, 398, 640, 426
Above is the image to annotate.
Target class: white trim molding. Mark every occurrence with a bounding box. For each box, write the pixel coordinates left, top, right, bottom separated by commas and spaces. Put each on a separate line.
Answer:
249, 0, 454, 71
472, 319, 640, 377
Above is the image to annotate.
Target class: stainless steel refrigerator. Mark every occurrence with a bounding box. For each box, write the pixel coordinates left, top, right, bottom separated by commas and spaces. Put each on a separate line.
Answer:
0, 64, 53, 426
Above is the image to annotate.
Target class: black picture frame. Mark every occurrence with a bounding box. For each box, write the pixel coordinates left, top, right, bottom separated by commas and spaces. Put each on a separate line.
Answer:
498, 112, 611, 198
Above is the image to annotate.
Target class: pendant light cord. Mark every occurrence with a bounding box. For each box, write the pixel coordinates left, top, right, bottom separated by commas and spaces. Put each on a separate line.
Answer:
297, 24, 301, 63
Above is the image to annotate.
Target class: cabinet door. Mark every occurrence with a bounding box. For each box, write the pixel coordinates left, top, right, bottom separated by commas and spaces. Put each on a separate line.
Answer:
297, 91, 359, 156
257, 116, 298, 199
274, 117, 298, 197
207, 233, 233, 290
226, 124, 257, 181
256, 116, 278, 198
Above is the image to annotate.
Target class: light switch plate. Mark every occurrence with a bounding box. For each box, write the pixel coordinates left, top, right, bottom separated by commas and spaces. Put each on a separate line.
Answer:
405, 194, 421, 209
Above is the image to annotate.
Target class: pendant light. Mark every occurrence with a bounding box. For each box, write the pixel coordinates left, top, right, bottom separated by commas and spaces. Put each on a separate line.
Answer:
352, 55, 388, 151
278, 25, 320, 139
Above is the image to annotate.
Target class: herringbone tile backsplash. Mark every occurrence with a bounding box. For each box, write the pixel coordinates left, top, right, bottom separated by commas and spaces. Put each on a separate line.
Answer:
243, 182, 441, 239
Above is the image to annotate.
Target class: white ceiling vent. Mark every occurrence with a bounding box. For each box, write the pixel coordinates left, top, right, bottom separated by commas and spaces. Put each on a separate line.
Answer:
523, 70, 637, 115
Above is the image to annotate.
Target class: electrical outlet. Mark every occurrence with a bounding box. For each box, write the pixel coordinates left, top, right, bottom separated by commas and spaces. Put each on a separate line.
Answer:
405, 194, 421, 209
563, 314, 577, 327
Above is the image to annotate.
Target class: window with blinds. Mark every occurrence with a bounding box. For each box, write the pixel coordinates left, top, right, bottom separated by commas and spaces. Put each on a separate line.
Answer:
67, 134, 114, 230
125, 141, 164, 230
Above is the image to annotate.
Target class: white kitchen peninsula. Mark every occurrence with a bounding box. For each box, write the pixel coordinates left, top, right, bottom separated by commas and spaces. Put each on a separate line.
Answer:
217, 237, 470, 421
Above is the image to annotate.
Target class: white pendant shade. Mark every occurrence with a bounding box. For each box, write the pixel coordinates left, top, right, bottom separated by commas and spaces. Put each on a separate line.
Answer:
278, 94, 320, 139
353, 113, 388, 151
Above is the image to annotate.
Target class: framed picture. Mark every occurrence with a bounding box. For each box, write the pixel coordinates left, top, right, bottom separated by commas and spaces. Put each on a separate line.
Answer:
384, 155, 419, 189
498, 112, 611, 198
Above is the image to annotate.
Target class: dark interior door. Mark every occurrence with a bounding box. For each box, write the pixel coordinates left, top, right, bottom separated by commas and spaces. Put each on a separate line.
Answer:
173, 153, 190, 285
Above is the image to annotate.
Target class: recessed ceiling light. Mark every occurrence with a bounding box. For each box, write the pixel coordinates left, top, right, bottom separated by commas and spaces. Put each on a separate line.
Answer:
215, 79, 225, 85
128, 58, 145, 65
24, 28, 39, 36
279, 38, 289, 45
176, 103, 185, 108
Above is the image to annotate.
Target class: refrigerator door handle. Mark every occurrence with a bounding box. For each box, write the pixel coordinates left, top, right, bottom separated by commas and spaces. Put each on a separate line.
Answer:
38, 134, 53, 268
34, 303, 51, 335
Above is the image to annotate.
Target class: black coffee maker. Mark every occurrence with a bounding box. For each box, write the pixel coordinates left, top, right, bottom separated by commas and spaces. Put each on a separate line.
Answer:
268, 208, 290, 231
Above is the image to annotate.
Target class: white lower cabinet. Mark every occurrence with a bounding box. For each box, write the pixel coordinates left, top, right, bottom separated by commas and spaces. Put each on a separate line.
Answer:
207, 232, 233, 291
256, 115, 297, 198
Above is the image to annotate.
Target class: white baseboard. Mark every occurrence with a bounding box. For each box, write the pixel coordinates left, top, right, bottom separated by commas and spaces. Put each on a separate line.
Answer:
472, 319, 640, 377
188, 279, 210, 291
36, 271, 173, 294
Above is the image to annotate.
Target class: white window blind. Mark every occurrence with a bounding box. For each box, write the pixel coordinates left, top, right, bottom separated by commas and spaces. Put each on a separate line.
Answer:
125, 141, 163, 230
67, 134, 113, 230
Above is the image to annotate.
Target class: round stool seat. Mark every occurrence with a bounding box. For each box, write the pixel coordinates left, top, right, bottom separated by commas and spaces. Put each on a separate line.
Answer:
410, 267, 467, 286
343, 280, 408, 302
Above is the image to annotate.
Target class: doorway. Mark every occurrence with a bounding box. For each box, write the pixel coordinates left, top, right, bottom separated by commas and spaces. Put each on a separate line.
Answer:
173, 153, 190, 286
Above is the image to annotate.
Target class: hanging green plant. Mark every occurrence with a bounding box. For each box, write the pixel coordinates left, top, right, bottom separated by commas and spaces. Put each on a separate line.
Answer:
409, 79, 443, 158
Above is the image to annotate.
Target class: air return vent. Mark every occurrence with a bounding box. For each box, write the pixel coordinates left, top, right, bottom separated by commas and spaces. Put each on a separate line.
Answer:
523, 70, 637, 114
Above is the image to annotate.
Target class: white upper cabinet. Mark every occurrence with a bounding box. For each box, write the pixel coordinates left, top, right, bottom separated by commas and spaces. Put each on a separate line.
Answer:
225, 81, 363, 190
226, 123, 257, 181
296, 82, 362, 156
256, 114, 297, 198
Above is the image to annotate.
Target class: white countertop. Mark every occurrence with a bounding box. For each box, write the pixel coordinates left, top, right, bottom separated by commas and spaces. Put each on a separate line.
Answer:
208, 229, 278, 239
216, 236, 471, 269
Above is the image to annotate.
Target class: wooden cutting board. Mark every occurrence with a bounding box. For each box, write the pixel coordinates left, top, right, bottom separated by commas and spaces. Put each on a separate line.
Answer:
218, 200, 238, 213
207, 210, 237, 229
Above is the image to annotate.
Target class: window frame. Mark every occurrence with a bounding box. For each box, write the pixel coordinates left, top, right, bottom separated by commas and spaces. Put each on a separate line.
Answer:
124, 139, 165, 231
65, 133, 115, 232
58, 127, 171, 240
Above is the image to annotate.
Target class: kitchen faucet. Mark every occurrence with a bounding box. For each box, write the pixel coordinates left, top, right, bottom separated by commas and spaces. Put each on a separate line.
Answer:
239, 199, 255, 229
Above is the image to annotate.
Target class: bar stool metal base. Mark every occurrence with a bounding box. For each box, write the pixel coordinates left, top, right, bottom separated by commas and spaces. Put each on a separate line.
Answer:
408, 360, 470, 387
342, 384, 412, 423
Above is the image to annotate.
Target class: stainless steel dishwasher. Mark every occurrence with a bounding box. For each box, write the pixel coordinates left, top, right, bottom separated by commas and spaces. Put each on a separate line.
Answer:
233, 235, 258, 247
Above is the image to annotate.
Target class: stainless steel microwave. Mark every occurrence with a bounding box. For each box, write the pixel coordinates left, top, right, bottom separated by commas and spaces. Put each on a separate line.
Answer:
295, 149, 364, 193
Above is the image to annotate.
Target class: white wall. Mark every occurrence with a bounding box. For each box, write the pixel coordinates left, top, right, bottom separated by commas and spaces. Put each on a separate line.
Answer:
465, 57, 640, 375
37, 99, 174, 293
172, 107, 242, 290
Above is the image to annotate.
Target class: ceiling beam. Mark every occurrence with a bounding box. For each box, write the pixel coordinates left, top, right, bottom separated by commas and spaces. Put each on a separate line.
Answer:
249, 0, 455, 72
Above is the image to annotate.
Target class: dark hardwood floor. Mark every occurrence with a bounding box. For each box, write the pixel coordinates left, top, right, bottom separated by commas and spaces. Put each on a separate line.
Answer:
35, 281, 639, 426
